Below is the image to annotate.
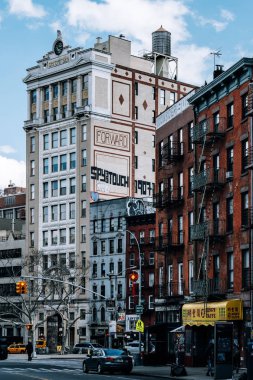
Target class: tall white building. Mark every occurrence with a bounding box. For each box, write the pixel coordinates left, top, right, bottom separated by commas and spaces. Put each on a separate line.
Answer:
23, 28, 195, 347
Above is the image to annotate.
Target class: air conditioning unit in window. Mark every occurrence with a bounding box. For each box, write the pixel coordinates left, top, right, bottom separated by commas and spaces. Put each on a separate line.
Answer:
226, 171, 233, 180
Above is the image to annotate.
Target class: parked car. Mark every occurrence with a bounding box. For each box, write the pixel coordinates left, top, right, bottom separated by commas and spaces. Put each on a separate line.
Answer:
124, 341, 144, 354
0, 338, 8, 360
82, 348, 133, 374
7, 343, 26, 354
72, 342, 103, 354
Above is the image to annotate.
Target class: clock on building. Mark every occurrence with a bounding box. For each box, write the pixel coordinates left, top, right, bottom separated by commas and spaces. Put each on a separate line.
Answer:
54, 39, 63, 56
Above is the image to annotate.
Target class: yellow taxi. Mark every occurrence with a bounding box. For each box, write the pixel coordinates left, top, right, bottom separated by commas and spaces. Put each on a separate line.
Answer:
7, 343, 27, 354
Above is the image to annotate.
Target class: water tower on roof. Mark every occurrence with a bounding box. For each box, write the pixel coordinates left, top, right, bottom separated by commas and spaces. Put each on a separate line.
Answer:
143, 26, 178, 80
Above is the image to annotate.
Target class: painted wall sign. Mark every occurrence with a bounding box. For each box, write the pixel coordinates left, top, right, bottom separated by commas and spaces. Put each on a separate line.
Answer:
135, 180, 154, 196
95, 126, 130, 151
91, 166, 129, 187
156, 90, 195, 129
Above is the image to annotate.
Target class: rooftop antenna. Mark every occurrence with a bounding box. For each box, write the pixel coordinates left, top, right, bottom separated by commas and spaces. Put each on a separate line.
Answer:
210, 50, 222, 70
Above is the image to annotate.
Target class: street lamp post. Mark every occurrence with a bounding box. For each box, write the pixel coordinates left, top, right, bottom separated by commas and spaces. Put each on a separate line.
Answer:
125, 229, 142, 359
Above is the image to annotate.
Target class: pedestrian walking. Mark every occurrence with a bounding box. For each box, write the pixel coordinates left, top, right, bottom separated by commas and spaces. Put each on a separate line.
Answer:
205, 339, 214, 376
26, 341, 33, 361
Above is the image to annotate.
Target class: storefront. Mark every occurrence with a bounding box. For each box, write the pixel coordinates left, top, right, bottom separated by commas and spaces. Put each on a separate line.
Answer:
181, 299, 243, 366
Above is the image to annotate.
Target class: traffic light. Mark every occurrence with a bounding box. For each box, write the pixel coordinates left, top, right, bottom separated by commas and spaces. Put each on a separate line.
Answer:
16, 281, 28, 294
16, 281, 21, 294
129, 271, 139, 282
20, 281, 28, 294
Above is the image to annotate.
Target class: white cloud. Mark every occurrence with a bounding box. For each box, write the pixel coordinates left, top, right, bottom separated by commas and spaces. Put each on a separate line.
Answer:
0, 145, 16, 154
8, 0, 46, 18
220, 9, 234, 22
0, 156, 26, 190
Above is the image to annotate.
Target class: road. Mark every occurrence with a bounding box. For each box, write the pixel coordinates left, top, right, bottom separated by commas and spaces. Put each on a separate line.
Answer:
0, 356, 164, 380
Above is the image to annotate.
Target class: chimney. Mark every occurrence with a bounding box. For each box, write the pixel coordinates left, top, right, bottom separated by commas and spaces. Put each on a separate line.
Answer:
213, 64, 224, 79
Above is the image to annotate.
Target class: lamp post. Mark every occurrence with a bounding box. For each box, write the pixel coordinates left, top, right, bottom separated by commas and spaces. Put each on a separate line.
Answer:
125, 229, 142, 359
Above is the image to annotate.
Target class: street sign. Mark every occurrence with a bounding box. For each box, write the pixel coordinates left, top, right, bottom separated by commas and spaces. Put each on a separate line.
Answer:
136, 305, 143, 314
136, 319, 144, 333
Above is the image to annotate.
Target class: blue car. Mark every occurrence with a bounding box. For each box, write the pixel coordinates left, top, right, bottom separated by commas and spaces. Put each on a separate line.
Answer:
82, 348, 133, 374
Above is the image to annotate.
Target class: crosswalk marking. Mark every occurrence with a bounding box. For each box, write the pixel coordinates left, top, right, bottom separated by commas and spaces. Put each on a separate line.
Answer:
0, 367, 83, 375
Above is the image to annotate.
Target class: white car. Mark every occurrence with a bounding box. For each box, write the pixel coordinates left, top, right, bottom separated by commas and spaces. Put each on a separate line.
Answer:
124, 341, 144, 354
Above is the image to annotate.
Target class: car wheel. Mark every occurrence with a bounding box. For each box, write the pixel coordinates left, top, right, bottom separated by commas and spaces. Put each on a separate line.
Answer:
83, 362, 89, 373
97, 363, 103, 374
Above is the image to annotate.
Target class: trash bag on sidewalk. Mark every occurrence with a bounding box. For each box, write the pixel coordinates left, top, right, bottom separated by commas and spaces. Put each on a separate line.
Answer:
170, 364, 187, 377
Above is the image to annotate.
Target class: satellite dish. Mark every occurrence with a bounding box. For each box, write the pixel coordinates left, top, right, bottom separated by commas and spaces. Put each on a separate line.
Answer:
91, 192, 99, 202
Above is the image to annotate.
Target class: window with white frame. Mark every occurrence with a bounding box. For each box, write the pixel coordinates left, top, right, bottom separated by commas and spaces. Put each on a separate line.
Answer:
178, 263, 183, 295
149, 295, 154, 309
149, 252, 154, 265
30, 208, 34, 224
188, 260, 194, 294
60, 204, 66, 220
30, 160, 35, 176
160, 89, 165, 105
140, 231, 145, 244
168, 264, 173, 296
149, 272, 154, 287
30, 184, 35, 200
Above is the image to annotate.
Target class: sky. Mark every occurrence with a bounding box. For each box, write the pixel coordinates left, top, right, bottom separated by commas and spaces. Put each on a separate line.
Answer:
1, 0, 253, 190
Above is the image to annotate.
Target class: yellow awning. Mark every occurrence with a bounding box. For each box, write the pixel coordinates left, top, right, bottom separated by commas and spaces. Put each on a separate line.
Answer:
182, 299, 243, 326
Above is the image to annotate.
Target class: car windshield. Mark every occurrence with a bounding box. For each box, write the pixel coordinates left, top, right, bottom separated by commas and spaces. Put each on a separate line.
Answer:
103, 349, 125, 356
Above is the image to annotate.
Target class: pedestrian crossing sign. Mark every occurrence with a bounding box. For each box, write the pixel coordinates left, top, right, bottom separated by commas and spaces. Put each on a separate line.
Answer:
136, 319, 144, 333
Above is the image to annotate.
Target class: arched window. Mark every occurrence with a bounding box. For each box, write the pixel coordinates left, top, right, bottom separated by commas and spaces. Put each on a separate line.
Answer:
101, 307, 105, 322
92, 307, 97, 322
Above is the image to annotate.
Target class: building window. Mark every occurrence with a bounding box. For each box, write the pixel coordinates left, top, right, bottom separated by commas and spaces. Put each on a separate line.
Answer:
213, 111, 220, 132
109, 240, 114, 254
152, 134, 155, 148
30, 136, 35, 153
51, 180, 58, 197
51, 205, 58, 221
188, 167, 193, 196
60, 130, 67, 147
30, 184, 35, 200
178, 263, 183, 295
242, 249, 250, 289
70, 127, 76, 144
135, 82, 138, 96
81, 200, 86, 217
71, 78, 77, 93
43, 182, 48, 198
93, 241, 97, 255
227, 252, 234, 289
241, 192, 249, 227
43, 134, 49, 150
135, 131, 138, 144
226, 197, 233, 233
69, 228, 75, 244
69, 202, 75, 219
178, 172, 183, 199
60, 204, 66, 220
30, 160, 35, 176
53, 107, 58, 121
101, 240, 105, 254
42, 231, 48, 247
242, 93, 248, 119
30, 208, 34, 224
44, 86, 49, 101
51, 156, 58, 173
71, 102, 76, 116
70, 177, 76, 194
60, 229, 66, 245
62, 104, 67, 118
51, 230, 57, 246
152, 86, 156, 100
152, 159, 155, 172
52, 132, 58, 148
52, 83, 58, 99
117, 239, 122, 253
170, 91, 176, 105
101, 219, 105, 232
188, 260, 194, 294
69, 252, 75, 268
160, 89, 165, 105
60, 178, 67, 196
81, 226, 86, 243
129, 252, 135, 267
110, 218, 114, 231
43, 109, 49, 123
178, 215, 183, 244
62, 81, 67, 96
43, 206, 48, 223
226, 146, 234, 179
188, 121, 194, 151
82, 149, 87, 166
70, 152, 76, 169
82, 125, 87, 141
134, 156, 138, 169
82, 175, 86, 192
31, 89, 36, 104
241, 139, 249, 173
149, 251, 154, 265
60, 154, 67, 171
93, 220, 98, 233
134, 106, 138, 120
152, 110, 156, 123
158, 140, 163, 167
227, 102, 234, 128
149, 229, 155, 243
83, 74, 88, 89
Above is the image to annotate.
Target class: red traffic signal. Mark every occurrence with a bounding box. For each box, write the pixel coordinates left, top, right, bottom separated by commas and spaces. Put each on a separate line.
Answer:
129, 271, 139, 282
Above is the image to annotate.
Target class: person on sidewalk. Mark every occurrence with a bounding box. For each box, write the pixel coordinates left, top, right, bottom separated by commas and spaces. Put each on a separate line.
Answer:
205, 339, 214, 376
26, 341, 33, 361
